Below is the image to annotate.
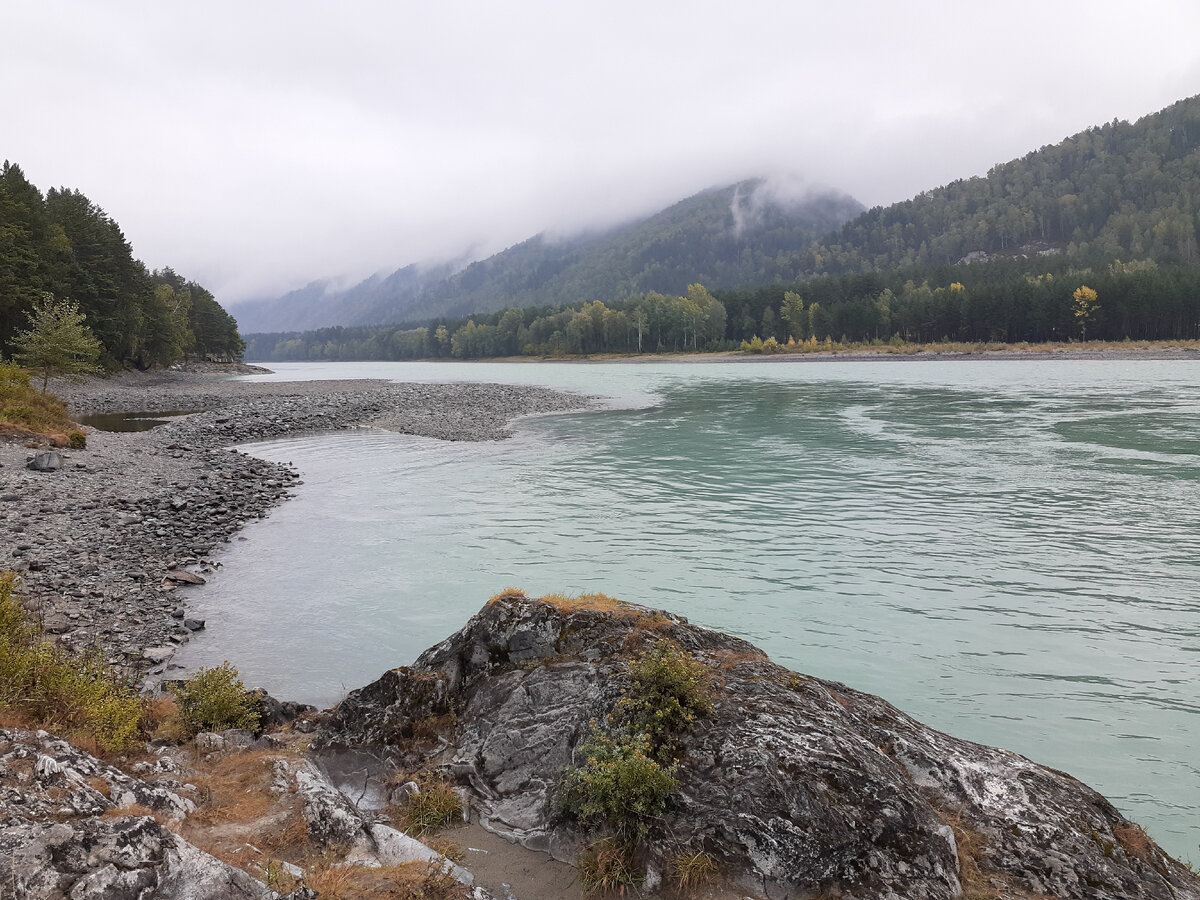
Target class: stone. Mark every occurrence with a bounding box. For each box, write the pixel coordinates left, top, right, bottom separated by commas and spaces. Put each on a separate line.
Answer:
163, 569, 206, 585
252, 689, 315, 730
26, 451, 63, 472
183, 617, 205, 631
143, 646, 174, 664
322, 595, 1200, 900
193, 732, 226, 752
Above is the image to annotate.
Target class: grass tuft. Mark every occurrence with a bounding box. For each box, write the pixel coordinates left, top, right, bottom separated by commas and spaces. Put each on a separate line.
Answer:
578, 837, 641, 896
670, 848, 718, 889
394, 774, 463, 837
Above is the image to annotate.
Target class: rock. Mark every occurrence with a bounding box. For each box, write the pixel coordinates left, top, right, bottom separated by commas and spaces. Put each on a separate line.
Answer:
221, 728, 256, 749
43, 614, 73, 634
143, 646, 174, 664
183, 617, 205, 631
322, 595, 1200, 900
252, 689, 315, 731
163, 569, 206, 585
26, 451, 63, 472
193, 732, 226, 752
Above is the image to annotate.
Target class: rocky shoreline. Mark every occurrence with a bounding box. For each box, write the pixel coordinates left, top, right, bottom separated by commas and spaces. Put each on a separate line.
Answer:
0, 368, 593, 677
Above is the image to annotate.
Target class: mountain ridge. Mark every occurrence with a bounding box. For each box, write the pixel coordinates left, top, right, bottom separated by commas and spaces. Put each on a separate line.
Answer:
233, 178, 864, 333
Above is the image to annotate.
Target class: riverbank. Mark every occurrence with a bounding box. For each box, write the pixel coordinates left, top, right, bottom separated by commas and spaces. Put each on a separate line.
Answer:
0, 368, 593, 677
250, 338, 1200, 366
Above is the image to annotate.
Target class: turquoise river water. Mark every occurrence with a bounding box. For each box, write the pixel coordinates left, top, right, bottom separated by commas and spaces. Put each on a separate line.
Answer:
171, 358, 1200, 860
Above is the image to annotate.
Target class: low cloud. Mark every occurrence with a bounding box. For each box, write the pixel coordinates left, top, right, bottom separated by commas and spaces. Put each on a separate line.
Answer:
5, 1, 1199, 305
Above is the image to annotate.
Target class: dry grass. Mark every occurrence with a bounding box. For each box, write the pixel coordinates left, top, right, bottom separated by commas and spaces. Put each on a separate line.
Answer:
0, 363, 81, 438
578, 838, 640, 896
141, 695, 188, 742
487, 587, 528, 604
669, 848, 718, 889
423, 835, 465, 863
711, 648, 768, 671
187, 749, 281, 826
1113, 822, 1153, 863
935, 807, 992, 899
300, 861, 466, 900
101, 802, 177, 829
392, 774, 463, 837
539, 592, 625, 614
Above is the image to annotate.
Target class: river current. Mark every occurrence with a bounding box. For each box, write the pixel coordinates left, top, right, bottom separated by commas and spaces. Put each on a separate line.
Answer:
171, 358, 1200, 860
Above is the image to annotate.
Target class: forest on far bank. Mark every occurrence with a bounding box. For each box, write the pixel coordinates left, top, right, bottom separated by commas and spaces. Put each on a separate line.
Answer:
247, 95, 1200, 362
243, 255, 1200, 362
0, 162, 243, 369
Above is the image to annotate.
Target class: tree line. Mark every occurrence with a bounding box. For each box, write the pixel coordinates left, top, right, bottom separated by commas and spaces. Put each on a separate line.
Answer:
243, 257, 1200, 361
803, 96, 1200, 277
0, 161, 243, 368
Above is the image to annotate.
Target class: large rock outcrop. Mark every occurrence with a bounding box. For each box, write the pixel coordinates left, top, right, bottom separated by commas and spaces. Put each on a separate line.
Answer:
322, 592, 1200, 900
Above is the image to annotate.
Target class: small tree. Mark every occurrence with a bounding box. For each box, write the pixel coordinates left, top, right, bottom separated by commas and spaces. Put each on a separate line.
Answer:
1072, 285, 1100, 341
11, 293, 102, 391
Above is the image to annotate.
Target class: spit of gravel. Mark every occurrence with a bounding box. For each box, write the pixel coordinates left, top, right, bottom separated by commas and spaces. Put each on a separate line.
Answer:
0, 372, 594, 679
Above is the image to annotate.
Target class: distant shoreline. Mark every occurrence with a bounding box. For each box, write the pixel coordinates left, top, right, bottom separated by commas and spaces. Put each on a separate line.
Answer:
246, 340, 1200, 366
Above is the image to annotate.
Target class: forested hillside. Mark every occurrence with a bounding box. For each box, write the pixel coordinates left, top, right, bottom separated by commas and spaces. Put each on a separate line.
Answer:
244, 256, 1200, 361
804, 95, 1200, 275
0, 162, 243, 368
246, 94, 1200, 361
233, 179, 863, 332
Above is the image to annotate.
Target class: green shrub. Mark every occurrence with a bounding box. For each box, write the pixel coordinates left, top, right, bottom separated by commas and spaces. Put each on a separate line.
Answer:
170, 662, 260, 736
556, 730, 677, 841
615, 639, 712, 758
68, 430, 86, 449
0, 571, 143, 752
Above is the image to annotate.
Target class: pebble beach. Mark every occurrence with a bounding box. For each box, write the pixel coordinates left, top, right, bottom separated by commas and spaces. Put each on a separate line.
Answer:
0, 366, 592, 679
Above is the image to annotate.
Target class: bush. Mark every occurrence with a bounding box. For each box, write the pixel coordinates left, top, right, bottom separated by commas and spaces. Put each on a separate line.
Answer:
68, 430, 87, 449
0, 571, 143, 752
170, 662, 260, 736
555, 730, 677, 841
615, 639, 712, 758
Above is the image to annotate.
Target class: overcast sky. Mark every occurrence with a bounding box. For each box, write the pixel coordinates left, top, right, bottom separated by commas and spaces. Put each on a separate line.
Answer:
7, 1, 1200, 306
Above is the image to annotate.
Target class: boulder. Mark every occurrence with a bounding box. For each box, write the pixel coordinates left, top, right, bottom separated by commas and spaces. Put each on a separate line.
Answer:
26, 451, 63, 472
322, 594, 1200, 900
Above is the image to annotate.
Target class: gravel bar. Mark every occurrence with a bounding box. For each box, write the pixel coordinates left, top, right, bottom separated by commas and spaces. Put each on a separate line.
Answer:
0, 369, 593, 679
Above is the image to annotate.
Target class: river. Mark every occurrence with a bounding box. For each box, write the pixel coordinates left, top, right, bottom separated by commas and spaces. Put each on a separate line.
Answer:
171, 357, 1200, 860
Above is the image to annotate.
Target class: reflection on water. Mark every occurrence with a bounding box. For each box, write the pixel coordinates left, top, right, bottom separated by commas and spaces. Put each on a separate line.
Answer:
174, 359, 1200, 860
79, 409, 201, 432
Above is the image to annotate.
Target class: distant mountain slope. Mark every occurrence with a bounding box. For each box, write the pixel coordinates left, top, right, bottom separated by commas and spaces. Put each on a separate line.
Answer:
235, 179, 863, 332
805, 94, 1200, 275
